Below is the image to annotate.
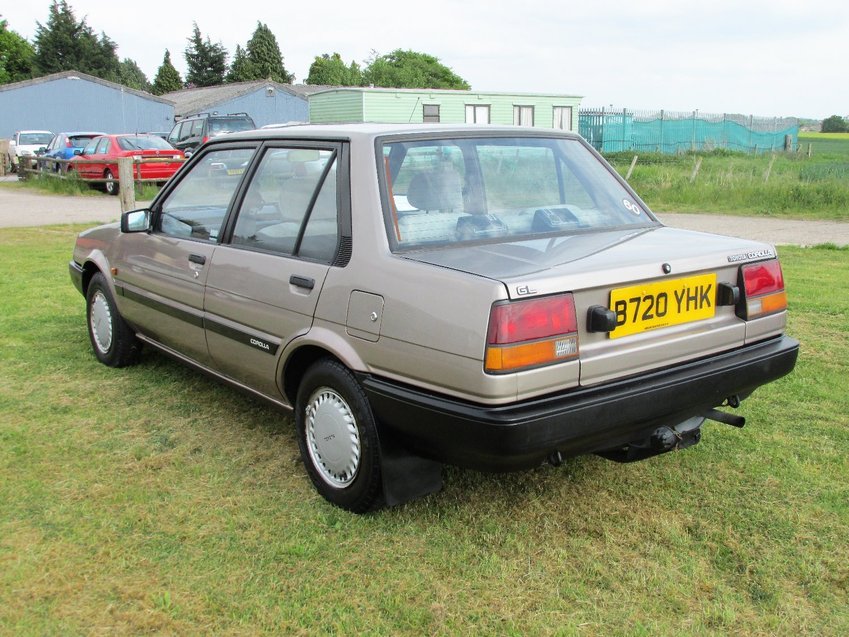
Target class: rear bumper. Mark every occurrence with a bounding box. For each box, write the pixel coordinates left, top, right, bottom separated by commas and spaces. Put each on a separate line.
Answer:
361, 336, 799, 471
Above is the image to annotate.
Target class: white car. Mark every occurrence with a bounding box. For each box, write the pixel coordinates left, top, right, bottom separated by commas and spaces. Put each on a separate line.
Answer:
10, 130, 54, 171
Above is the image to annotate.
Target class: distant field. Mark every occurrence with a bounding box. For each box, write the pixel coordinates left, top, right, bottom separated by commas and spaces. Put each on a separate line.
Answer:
799, 132, 849, 140
606, 144, 849, 218
797, 132, 849, 159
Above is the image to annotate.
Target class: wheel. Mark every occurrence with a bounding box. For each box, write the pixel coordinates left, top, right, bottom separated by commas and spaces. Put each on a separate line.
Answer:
295, 359, 384, 512
85, 272, 140, 367
104, 169, 118, 196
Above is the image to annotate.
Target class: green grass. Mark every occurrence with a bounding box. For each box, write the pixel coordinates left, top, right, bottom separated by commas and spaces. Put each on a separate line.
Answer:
1, 226, 847, 635
3, 173, 162, 200
606, 146, 849, 219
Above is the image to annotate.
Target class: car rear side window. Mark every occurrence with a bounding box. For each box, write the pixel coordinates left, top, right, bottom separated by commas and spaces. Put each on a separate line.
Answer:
157, 148, 255, 242
230, 147, 338, 262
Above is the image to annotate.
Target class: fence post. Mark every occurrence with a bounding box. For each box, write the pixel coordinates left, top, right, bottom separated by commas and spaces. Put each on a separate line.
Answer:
601, 106, 606, 153
117, 157, 136, 213
625, 155, 639, 180
659, 109, 664, 153
689, 156, 703, 183
692, 110, 698, 152
764, 154, 776, 182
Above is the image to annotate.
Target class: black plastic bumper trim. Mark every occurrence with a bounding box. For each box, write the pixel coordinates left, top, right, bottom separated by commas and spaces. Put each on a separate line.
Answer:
361, 336, 799, 471
68, 260, 84, 295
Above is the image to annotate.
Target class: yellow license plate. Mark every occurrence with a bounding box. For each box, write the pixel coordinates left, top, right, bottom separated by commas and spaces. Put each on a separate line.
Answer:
226, 168, 245, 176
609, 273, 716, 339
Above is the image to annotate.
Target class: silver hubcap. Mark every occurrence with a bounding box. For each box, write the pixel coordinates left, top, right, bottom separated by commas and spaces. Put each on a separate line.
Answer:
305, 387, 361, 488
106, 172, 116, 193
90, 291, 113, 354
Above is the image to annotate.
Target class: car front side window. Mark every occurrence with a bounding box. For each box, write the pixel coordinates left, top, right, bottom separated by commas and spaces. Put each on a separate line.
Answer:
156, 147, 255, 242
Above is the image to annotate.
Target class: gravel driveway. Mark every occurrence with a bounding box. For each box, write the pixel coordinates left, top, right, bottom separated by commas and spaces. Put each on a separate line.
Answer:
0, 180, 846, 246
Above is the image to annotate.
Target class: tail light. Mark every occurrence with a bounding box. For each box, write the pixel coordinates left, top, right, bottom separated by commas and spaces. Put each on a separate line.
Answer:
202, 136, 209, 144
485, 294, 579, 373
738, 259, 787, 319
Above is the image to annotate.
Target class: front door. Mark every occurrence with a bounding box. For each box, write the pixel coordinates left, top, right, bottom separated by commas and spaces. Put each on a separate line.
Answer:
114, 146, 258, 365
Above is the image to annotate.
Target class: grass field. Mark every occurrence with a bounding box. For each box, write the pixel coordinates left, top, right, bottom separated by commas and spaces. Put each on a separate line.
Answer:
605, 134, 849, 219
1, 226, 847, 635
3, 173, 162, 200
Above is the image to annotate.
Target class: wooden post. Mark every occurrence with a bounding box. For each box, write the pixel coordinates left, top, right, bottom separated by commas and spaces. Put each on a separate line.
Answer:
625, 155, 639, 180
118, 157, 136, 213
689, 156, 703, 183
0, 140, 9, 176
764, 154, 776, 183
807, 143, 813, 158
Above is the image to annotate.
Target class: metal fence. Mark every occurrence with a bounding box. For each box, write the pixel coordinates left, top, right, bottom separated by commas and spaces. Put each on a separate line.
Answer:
579, 108, 799, 154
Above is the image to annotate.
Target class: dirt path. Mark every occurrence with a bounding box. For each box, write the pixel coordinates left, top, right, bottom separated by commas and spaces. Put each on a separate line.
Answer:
0, 181, 846, 246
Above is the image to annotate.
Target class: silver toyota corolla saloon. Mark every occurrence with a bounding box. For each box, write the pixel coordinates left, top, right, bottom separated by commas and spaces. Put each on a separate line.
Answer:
70, 124, 799, 512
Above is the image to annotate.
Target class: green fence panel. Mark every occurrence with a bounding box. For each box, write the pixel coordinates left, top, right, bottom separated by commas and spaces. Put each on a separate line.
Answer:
579, 108, 798, 154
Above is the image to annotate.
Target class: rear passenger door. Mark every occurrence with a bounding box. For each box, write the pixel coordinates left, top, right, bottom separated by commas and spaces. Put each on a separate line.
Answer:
204, 143, 346, 399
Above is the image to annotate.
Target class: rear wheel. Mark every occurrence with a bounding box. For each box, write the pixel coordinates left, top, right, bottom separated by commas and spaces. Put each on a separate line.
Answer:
104, 169, 118, 196
295, 359, 384, 512
86, 272, 140, 367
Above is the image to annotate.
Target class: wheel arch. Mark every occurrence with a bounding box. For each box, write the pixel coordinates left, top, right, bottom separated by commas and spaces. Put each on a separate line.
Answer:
79, 252, 112, 297
279, 329, 368, 405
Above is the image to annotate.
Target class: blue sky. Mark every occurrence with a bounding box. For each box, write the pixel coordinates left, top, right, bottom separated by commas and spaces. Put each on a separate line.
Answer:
4, 0, 848, 119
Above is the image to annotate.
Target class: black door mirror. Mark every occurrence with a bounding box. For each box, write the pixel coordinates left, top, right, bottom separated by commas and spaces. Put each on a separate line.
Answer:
121, 208, 152, 233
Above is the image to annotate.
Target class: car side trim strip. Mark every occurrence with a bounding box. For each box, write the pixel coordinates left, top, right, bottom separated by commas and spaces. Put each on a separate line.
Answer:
116, 282, 281, 356
205, 318, 281, 356
117, 284, 204, 328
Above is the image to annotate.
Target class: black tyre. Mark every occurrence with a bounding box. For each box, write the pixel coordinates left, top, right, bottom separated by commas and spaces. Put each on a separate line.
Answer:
295, 359, 384, 513
104, 169, 118, 196
85, 272, 140, 367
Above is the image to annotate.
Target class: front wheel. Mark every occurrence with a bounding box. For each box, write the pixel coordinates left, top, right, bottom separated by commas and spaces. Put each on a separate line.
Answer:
104, 169, 118, 196
85, 272, 140, 367
295, 359, 384, 512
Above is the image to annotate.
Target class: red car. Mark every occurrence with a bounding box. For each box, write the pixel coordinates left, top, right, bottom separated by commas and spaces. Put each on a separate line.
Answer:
70, 134, 185, 195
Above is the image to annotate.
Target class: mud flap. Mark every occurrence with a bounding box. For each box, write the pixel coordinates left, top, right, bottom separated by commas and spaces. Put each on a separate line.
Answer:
378, 429, 443, 507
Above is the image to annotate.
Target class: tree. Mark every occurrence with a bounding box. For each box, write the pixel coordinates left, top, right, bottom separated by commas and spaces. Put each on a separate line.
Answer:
821, 115, 849, 133
117, 58, 149, 91
244, 22, 292, 83
151, 49, 182, 95
33, 0, 120, 80
363, 49, 470, 90
225, 44, 256, 83
306, 53, 363, 86
0, 18, 35, 84
184, 23, 227, 87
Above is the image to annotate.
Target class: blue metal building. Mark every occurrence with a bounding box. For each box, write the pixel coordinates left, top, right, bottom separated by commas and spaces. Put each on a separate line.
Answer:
0, 71, 175, 138
162, 80, 321, 128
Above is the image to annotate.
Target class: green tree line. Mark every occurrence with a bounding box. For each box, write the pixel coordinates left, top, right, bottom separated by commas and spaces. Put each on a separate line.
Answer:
0, 1, 470, 94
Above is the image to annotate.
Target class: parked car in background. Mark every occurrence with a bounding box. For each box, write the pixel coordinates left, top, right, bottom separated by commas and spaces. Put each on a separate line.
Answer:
9, 130, 53, 171
69, 124, 799, 512
70, 134, 185, 195
167, 112, 255, 157
39, 131, 105, 173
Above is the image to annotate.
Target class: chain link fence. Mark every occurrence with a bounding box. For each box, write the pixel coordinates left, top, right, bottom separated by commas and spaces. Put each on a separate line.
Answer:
579, 108, 799, 154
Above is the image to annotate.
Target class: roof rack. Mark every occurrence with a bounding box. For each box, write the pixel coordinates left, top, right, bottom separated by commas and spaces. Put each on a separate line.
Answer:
177, 111, 252, 121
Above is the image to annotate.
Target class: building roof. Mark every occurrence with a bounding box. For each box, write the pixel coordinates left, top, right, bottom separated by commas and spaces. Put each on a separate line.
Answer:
161, 80, 336, 118
0, 70, 173, 105
309, 86, 583, 99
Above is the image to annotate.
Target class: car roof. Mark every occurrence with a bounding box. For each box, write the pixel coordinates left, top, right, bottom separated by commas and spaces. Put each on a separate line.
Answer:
63, 131, 106, 137
212, 123, 583, 145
